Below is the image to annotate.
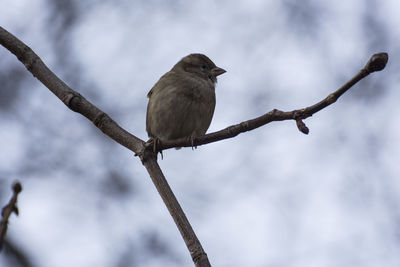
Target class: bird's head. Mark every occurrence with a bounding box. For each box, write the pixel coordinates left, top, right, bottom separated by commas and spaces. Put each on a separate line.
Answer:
172, 53, 226, 83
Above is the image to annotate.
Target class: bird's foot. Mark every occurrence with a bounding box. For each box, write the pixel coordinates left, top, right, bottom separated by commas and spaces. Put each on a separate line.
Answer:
145, 138, 163, 159
189, 134, 198, 150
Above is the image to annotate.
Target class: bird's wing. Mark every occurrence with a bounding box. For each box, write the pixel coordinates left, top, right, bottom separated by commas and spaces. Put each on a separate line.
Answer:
147, 71, 179, 98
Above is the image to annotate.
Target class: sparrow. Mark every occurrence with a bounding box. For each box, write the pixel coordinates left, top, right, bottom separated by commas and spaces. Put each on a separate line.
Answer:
146, 53, 226, 148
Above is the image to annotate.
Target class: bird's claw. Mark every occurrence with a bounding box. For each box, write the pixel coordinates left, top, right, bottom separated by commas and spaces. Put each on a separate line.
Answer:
145, 138, 163, 159
190, 135, 198, 150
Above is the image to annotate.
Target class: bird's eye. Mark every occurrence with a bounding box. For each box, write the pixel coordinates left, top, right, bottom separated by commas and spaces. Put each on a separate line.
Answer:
201, 64, 207, 71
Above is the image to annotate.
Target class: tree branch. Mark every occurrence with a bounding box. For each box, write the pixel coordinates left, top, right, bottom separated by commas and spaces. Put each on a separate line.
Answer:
0, 182, 22, 251
0, 26, 144, 154
0, 26, 210, 267
156, 52, 388, 150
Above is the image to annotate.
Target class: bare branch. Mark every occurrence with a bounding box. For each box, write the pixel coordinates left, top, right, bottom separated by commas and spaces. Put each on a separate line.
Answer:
157, 52, 388, 150
141, 153, 211, 266
0, 26, 210, 267
0, 182, 22, 251
0, 26, 144, 154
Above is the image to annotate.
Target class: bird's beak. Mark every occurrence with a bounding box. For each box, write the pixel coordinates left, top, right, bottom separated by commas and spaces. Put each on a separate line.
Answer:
211, 67, 226, 77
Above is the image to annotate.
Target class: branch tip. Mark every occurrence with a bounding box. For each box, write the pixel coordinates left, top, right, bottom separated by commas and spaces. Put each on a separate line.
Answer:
12, 182, 22, 194
296, 119, 309, 135
365, 52, 388, 73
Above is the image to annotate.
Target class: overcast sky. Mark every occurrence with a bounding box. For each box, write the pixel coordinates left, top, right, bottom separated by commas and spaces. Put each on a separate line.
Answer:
1, 1, 400, 267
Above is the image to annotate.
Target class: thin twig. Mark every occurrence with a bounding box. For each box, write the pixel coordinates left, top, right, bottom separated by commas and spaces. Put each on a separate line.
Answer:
156, 52, 388, 150
0, 182, 22, 251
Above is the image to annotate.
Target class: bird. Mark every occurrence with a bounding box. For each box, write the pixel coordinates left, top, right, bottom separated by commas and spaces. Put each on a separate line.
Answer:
146, 53, 226, 149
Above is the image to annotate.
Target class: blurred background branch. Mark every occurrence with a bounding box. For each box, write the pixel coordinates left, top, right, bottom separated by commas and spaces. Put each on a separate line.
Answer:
2, 238, 34, 267
0, 181, 22, 251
